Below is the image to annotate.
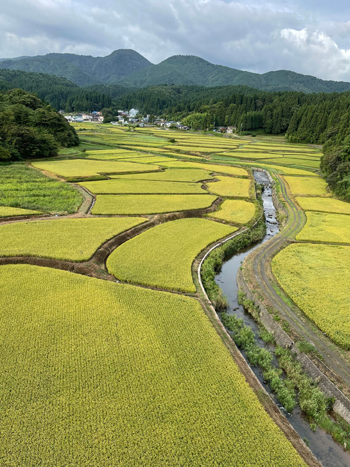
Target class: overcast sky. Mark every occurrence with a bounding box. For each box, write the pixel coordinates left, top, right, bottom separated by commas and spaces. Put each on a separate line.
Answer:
1, 0, 350, 81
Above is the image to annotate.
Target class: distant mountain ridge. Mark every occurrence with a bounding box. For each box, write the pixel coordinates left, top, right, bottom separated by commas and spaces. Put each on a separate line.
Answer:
0, 49, 152, 87
2, 49, 350, 93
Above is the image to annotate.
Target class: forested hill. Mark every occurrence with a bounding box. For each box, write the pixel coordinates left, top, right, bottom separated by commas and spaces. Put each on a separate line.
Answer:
118, 55, 350, 93
0, 69, 112, 111
0, 89, 79, 161
2, 49, 350, 93
0, 49, 152, 87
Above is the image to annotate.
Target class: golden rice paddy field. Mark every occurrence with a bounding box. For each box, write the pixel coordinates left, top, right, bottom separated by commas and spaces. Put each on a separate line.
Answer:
296, 212, 350, 244
272, 244, 350, 349
0, 206, 42, 217
223, 152, 284, 159
284, 176, 329, 196
0, 264, 305, 466
207, 199, 256, 224
79, 179, 206, 194
32, 159, 160, 178
107, 218, 236, 292
295, 197, 350, 214
158, 160, 249, 177
207, 176, 251, 198
0, 217, 147, 260
263, 158, 320, 168
92, 194, 217, 215
110, 168, 212, 182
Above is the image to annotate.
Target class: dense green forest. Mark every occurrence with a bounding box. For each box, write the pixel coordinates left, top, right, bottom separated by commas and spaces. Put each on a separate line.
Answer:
0, 70, 112, 111
0, 89, 79, 161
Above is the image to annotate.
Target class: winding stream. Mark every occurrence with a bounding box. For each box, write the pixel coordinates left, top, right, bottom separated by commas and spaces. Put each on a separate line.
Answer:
215, 171, 350, 467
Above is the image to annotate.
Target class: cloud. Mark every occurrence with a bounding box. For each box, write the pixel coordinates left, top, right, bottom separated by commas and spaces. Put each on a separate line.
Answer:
0, 0, 350, 81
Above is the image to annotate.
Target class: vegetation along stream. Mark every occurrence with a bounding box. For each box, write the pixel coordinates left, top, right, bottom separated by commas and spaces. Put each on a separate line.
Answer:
215, 171, 350, 467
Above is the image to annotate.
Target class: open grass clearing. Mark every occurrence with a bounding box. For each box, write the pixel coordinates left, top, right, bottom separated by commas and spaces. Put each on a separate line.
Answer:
284, 176, 328, 196
80, 178, 206, 194
0, 217, 147, 261
296, 211, 350, 244
207, 176, 251, 198
0, 264, 306, 466
207, 199, 256, 224
272, 243, 350, 349
92, 194, 217, 215
107, 218, 236, 292
32, 159, 160, 178
296, 197, 350, 214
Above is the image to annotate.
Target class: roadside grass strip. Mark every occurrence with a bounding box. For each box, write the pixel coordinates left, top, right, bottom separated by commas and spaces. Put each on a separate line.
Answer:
79, 179, 206, 194
296, 212, 350, 244
0, 206, 42, 217
0, 264, 306, 466
110, 168, 213, 182
158, 160, 249, 176
92, 194, 217, 215
264, 158, 320, 168
0, 163, 83, 214
207, 176, 251, 198
296, 197, 350, 214
207, 200, 256, 224
0, 217, 146, 261
32, 160, 160, 178
284, 176, 328, 196
107, 218, 236, 292
272, 244, 350, 349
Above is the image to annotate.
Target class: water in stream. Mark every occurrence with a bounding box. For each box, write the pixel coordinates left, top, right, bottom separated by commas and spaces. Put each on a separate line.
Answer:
215, 171, 350, 467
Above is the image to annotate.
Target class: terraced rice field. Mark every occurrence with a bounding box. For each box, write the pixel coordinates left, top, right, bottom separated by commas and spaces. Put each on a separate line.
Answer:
272, 244, 350, 349
0, 206, 42, 217
235, 162, 317, 176
80, 179, 206, 194
296, 212, 350, 244
207, 176, 251, 198
159, 160, 249, 177
107, 218, 236, 292
118, 156, 175, 164
263, 158, 320, 168
111, 168, 212, 182
223, 152, 284, 159
208, 199, 256, 224
32, 159, 160, 178
0, 217, 146, 260
92, 194, 217, 215
284, 176, 328, 196
0, 264, 305, 466
296, 197, 350, 214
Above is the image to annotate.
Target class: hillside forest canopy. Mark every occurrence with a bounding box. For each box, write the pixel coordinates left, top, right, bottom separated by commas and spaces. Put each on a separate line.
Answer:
0, 89, 79, 161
